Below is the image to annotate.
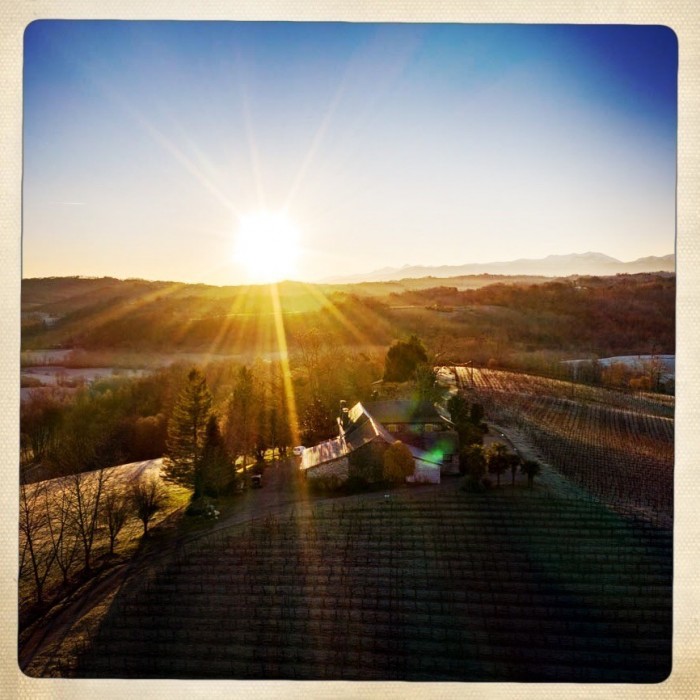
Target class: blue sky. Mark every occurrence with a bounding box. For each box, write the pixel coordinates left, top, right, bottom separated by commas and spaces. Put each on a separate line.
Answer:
23, 22, 677, 284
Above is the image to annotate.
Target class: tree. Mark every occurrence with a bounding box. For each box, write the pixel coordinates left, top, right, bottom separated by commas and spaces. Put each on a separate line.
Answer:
447, 394, 470, 425
506, 452, 522, 488
413, 363, 443, 403
103, 488, 131, 555
521, 459, 541, 489
469, 403, 485, 426
300, 395, 336, 445
225, 366, 255, 478
383, 441, 415, 483
45, 480, 80, 587
20, 391, 64, 466
384, 335, 428, 382
163, 368, 213, 495
460, 444, 487, 483
200, 415, 235, 497
66, 468, 108, 574
486, 442, 509, 488
448, 394, 484, 448
130, 475, 167, 537
19, 479, 53, 605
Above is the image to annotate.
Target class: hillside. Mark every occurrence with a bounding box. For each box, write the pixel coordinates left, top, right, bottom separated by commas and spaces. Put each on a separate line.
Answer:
75, 485, 671, 682
21, 273, 675, 364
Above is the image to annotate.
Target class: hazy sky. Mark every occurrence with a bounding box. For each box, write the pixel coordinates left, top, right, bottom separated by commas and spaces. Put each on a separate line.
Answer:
23, 22, 677, 284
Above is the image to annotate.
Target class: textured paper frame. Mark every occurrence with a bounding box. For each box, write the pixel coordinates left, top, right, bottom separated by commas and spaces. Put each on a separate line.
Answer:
1, 1, 698, 698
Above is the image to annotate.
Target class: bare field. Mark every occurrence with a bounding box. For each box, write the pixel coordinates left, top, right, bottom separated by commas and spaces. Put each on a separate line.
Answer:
75, 485, 671, 682
456, 368, 674, 528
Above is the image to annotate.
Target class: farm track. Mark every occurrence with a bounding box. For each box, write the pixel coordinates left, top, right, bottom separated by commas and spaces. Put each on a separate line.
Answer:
77, 488, 671, 682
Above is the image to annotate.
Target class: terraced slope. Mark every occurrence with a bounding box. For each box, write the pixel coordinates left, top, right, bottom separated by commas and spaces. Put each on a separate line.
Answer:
77, 488, 671, 682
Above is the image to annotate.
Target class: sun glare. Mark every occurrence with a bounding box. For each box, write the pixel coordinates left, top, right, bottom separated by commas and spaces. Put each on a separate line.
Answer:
234, 211, 301, 283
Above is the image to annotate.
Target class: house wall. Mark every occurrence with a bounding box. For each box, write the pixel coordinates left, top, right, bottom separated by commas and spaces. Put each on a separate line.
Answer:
305, 457, 349, 482
407, 458, 441, 484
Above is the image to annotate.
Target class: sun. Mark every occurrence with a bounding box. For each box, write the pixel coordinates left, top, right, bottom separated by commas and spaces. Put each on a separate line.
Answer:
233, 211, 301, 283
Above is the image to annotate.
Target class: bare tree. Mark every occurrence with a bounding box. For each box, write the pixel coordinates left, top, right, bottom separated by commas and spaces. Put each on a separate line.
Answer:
103, 488, 131, 554
130, 476, 167, 537
66, 468, 108, 574
19, 479, 54, 605
44, 479, 80, 588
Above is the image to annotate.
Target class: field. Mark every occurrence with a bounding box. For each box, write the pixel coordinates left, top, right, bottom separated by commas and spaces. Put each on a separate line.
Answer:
75, 485, 671, 682
456, 367, 674, 528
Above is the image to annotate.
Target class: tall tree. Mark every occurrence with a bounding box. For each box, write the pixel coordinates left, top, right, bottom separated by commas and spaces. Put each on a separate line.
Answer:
448, 394, 484, 448
200, 415, 235, 496
66, 468, 108, 575
163, 368, 213, 495
414, 363, 442, 403
384, 335, 428, 382
225, 366, 255, 478
19, 479, 53, 605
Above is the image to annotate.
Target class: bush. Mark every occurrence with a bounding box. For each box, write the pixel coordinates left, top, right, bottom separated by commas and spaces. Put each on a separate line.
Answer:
460, 477, 486, 493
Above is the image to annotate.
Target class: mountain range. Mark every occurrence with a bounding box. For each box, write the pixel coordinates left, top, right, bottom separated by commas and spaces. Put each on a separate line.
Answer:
325, 252, 675, 284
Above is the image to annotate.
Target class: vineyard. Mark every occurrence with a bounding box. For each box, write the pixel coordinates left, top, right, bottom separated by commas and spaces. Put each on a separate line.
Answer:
456, 368, 674, 528
74, 487, 671, 682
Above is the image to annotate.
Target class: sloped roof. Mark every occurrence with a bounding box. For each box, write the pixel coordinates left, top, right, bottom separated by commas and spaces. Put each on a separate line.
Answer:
301, 401, 442, 471
362, 400, 453, 426
301, 416, 384, 470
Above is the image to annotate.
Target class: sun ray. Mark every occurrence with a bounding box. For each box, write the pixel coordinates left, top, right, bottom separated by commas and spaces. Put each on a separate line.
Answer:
298, 282, 375, 349
270, 283, 300, 446
90, 76, 240, 216
239, 78, 267, 211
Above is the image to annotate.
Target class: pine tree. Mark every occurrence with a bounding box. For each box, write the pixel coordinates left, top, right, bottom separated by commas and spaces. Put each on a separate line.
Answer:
201, 415, 234, 496
163, 368, 213, 495
225, 366, 255, 477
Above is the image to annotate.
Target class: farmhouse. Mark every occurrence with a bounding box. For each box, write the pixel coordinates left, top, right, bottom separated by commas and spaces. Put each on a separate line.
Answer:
300, 400, 459, 485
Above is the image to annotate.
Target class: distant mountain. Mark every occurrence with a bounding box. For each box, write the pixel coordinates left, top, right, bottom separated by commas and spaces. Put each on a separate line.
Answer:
326, 252, 675, 284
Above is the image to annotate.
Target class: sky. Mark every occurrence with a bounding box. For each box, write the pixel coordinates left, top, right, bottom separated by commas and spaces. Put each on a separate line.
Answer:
23, 21, 677, 285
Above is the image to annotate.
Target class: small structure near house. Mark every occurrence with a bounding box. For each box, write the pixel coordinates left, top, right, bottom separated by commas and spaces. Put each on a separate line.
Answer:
300, 400, 459, 485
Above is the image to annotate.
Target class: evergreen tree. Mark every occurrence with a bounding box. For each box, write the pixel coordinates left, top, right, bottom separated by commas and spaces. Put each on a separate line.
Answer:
163, 368, 213, 494
384, 335, 428, 382
200, 415, 234, 496
225, 366, 255, 477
